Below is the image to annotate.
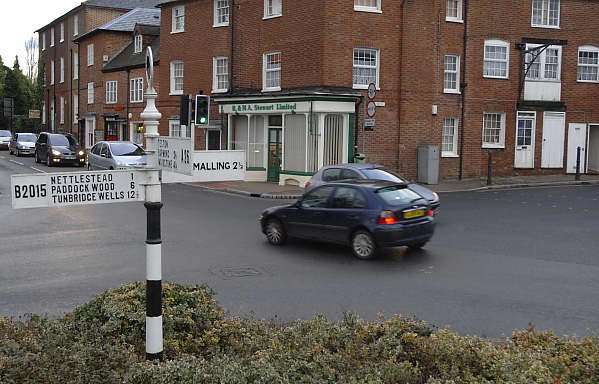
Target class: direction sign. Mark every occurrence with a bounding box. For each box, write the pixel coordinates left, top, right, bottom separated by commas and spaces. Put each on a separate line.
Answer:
364, 118, 376, 131
367, 101, 377, 118
367, 83, 377, 100
157, 136, 193, 176
11, 170, 146, 209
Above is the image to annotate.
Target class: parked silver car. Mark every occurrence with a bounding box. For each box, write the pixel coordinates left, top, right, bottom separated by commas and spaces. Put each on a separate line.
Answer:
0, 130, 11, 149
9, 133, 37, 156
88, 141, 147, 170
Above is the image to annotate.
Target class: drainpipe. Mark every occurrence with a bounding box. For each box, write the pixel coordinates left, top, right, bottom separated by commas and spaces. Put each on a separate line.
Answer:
126, 69, 131, 140
397, 0, 407, 172
354, 97, 362, 157
230, 0, 235, 93
458, 0, 469, 180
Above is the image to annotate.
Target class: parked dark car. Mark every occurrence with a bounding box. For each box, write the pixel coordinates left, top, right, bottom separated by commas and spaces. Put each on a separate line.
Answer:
35, 132, 86, 167
305, 164, 440, 215
0, 130, 11, 149
9, 133, 37, 156
260, 180, 436, 259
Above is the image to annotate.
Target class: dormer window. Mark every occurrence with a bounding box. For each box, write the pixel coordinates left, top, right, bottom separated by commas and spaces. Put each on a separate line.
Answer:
134, 35, 143, 54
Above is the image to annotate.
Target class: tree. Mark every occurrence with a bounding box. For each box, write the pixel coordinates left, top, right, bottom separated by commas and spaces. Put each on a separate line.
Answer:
24, 37, 38, 84
0, 55, 6, 98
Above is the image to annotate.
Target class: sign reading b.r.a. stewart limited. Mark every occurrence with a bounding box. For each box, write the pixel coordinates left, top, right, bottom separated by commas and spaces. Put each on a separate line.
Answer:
11, 170, 146, 209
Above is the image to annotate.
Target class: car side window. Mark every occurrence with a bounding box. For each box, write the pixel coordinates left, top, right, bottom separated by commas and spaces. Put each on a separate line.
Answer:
91, 144, 100, 155
322, 169, 341, 182
100, 144, 110, 157
331, 187, 367, 209
301, 186, 335, 208
340, 169, 361, 180
38, 134, 46, 144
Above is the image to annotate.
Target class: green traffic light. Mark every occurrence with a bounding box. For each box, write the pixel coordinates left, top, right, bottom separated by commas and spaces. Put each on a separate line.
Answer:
200, 117, 207, 124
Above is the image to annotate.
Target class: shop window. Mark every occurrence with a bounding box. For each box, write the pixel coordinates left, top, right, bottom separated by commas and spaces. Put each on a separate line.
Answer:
323, 114, 344, 166
284, 114, 307, 172
307, 114, 320, 172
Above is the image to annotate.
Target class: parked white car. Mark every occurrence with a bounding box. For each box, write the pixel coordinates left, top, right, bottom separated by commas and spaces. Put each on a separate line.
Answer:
88, 141, 147, 170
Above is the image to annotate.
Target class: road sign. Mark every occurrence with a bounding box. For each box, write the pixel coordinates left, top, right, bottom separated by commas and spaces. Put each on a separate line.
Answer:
157, 136, 193, 176
11, 170, 146, 209
364, 118, 376, 131
28, 110, 41, 119
367, 101, 377, 118
367, 83, 377, 100
192, 150, 246, 182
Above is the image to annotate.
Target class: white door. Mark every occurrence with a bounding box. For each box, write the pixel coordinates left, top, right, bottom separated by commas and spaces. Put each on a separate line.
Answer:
541, 112, 565, 168
85, 118, 95, 149
567, 123, 587, 174
515, 112, 536, 169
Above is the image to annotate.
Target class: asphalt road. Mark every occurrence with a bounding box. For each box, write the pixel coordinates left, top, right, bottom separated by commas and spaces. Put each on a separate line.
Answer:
1, 151, 599, 338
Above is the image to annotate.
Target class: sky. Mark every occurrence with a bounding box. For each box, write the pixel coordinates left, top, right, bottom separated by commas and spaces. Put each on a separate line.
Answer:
0, 0, 80, 67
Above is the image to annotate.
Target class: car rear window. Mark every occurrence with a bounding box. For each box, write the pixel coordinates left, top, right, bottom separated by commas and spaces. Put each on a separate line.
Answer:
362, 168, 406, 183
375, 186, 422, 206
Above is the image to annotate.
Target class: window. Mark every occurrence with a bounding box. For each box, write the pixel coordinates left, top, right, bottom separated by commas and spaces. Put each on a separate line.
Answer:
169, 119, 181, 137
442, 118, 459, 157
213, 57, 229, 92
172, 5, 185, 33
87, 82, 94, 104
50, 27, 55, 46
134, 35, 143, 54
301, 186, 335, 209
60, 22, 64, 43
73, 14, 79, 36
525, 45, 561, 81
353, 48, 379, 89
73, 54, 78, 80
105, 81, 118, 104
42, 32, 46, 50
331, 187, 367, 209
214, 0, 229, 26
322, 168, 342, 182
517, 112, 535, 146
482, 112, 506, 148
60, 97, 64, 124
50, 60, 55, 85
444, 55, 460, 93
484, 40, 509, 79
264, 0, 282, 18
577, 46, 599, 83
354, 0, 381, 12
42, 102, 46, 124
532, 0, 560, 28
170, 61, 184, 95
130, 77, 144, 102
446, 0, 463, 22
60, 57, 64, 83
263, 52, 281, 91
87, 44, 94, 66
73, 94, 78, 123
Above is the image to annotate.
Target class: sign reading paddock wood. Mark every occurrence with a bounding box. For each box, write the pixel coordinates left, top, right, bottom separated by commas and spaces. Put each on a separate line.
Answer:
11, 170, 146, 209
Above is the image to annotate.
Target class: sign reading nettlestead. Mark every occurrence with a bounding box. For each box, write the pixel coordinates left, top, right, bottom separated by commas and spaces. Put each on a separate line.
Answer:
11, 170, 146, 209
157, 136, 193, 176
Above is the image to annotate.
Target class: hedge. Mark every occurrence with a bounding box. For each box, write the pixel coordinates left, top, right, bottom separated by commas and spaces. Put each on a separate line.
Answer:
1, 282, 598, 383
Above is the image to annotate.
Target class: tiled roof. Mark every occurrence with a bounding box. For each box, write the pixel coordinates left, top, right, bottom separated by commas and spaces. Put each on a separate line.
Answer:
103, 36, 160, 72
85, 0, 164, 10
74, 8, 160, 41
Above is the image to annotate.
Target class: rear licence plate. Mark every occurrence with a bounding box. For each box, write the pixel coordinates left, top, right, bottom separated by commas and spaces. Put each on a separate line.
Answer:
404, 209, 425, 219
64, 155, 75, 159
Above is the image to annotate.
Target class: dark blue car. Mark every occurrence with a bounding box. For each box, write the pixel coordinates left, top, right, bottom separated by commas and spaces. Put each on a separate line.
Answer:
260, 180, 436, 259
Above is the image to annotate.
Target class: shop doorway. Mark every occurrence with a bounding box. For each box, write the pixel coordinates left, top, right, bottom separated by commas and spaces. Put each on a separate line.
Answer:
268, 128, 282, 182
207, 129, 221, 150
587, 125, 599, 173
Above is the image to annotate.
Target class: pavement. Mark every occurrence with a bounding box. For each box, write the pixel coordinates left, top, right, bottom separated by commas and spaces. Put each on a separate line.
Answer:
190, 173, 599, 198
1, 150, 599, 338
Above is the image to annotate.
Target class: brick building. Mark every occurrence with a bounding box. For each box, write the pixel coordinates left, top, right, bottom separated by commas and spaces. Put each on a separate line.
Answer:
75, 8, 161, 148
36, 0, 162, 141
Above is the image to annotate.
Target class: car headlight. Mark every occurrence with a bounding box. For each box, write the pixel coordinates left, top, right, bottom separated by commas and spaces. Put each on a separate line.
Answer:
78, 150, 85, 156
52, 149, 61, 156
432, 192, 439, 201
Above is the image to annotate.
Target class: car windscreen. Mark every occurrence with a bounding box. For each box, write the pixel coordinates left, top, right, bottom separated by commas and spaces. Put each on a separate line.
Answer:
110, 143, 146, 156
362, 168, 407, 183
0, 130, 11, 137
49, 135, 77, 146
17, 134, 37, 142
375, 186, 423, 206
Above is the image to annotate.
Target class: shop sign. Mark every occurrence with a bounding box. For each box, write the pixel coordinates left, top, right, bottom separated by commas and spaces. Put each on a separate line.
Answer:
192, 150, 246, 182
231, 103, 298, 113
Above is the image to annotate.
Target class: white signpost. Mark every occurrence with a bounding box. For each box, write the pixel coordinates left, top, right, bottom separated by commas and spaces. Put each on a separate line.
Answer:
157, 137, 193, 176
192, 150, 246, 182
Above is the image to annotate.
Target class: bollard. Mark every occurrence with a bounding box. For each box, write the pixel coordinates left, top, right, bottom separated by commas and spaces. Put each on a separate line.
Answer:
487, 151, 493, 186
575, 146, 581, 181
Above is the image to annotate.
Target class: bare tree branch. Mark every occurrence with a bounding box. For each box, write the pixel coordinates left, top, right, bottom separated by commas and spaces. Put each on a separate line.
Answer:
24, 36, 38, 84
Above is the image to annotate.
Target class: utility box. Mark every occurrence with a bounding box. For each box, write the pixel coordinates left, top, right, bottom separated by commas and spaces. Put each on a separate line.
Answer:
417, 145, 440, 185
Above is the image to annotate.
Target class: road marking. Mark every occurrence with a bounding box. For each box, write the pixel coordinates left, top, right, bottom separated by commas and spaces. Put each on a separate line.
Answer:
0, 155, 5, 159
30, 166, 47, 173
9, 159, 25, 166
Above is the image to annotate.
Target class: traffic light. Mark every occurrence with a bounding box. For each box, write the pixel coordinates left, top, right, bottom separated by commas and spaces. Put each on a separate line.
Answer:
179, 95, 190, 126
195, 95, 210, 125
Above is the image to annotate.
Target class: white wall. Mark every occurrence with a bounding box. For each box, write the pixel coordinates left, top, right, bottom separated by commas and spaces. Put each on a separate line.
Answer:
588, 126, 599, 172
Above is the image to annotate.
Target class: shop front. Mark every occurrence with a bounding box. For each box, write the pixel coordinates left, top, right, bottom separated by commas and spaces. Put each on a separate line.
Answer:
217, 96, 358, 187
104, 115, 128, 141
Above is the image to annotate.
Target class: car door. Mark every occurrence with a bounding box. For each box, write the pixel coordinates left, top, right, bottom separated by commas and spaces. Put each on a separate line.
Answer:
326, 186, 369, 244
88, 143, 101, 169
287, 186, 335, 240
37, 134, 48, 159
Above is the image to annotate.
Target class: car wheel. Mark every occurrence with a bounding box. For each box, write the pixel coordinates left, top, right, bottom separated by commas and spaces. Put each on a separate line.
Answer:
35, 151, 40, 163
87, 163, 91, 171
15, 149, 20, 157
408, 241, 428, 251
47, 154, 53, 167
265, 218, 287, 246
351, 230, 377, 260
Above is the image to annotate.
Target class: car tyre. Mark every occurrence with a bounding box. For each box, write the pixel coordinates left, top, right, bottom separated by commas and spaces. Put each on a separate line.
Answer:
351, 230, 377, 260
408, 241, 428, 251
35, 151, 40, 163
265, 218, 287, 246
47, 154, 53, 167
15, 149, 20, 157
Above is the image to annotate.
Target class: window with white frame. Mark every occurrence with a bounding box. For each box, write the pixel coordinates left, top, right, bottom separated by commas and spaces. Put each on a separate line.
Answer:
169, 119, 182, 137
172, 5, 185, 33
42, 102, 46, 124
50, 27, 55, 46
532, 0, 560, 28
73, 54, 78, 80
105, 81, 117, 104
442, 118, 459, 156
170, 61, 184, 95
60, 97, 65, 124
42, 32, 46, 50
484, 40, 509, 78
354, 0, 381, 12
446, 0, 462, 22
87, 82, 94, 104
263, 52, 281, 91
73, 94, 78, 123
50, 60, 55, 85
482, 112, 506, 148
134, 35, 143, 54
60, 57, 64, 83
577, 46, 599, 82
264, 0, 282, 18
130, 77, 144, 102
213, 57, 229, 92
525, 45, 561, 81
214, 0, 230, 26
60, 22, 64, 43
87, 44, 94, 66
353, 48, 379, 89
73, 14, 79, 36
444, 55, 460, 93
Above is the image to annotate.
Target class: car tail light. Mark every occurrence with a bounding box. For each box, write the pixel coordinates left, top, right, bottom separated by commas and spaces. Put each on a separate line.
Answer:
427, 209, 434, 217
378, 210, 398, 225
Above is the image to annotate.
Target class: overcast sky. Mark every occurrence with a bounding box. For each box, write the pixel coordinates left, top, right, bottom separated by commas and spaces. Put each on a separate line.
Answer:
0, 0, 80, 67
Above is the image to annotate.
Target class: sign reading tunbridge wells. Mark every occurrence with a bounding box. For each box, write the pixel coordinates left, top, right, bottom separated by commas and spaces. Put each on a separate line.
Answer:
11, 170, 146, 209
